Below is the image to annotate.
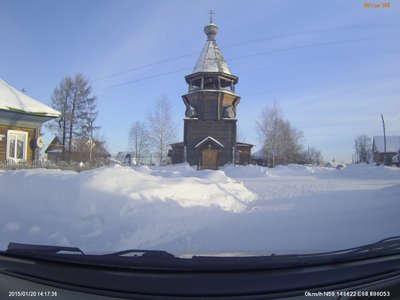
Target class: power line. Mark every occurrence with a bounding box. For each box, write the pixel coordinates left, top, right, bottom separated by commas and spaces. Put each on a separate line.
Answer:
223, 23, 400, 50
238, 49, 400, 75
98, 74, 400, 117
94, 49, 400, 102
96, 67, 190, 92
96, 83, 181, 104
94, 36, 400, 93
227, 36, 400, 63
241, 74, 400, 97
93, 48, 400, 111
385, 109, 400, 128
93, 53, 198, 82
91, 23, 400, 83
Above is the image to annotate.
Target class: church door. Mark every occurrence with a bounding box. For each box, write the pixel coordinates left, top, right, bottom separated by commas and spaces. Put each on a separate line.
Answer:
201, 148, 218, 170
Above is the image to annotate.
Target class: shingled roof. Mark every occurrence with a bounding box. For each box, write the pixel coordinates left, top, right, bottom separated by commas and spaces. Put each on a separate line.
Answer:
192, 23, 231, 75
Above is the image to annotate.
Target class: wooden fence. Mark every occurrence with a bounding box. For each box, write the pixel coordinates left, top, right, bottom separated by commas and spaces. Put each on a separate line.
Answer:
0, 160, 112, 172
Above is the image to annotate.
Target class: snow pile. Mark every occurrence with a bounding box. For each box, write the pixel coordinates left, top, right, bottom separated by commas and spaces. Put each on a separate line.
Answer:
223, 163, 331, 178
329, 163, 400, 180
272, 164, 332, 176
83, 165, 256, 212
0, 165, 256, 251
0, 164, 399, 255
222, 164, 272, 178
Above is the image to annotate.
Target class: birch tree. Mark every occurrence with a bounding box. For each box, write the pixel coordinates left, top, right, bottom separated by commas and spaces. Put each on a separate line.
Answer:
256, 103, 303, 166
354, 135, 371, 163
128, 121, 149, 165
147, 95, 176, 165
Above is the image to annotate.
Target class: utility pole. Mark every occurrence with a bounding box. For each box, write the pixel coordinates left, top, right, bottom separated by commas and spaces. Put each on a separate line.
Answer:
381, 114, 387, 165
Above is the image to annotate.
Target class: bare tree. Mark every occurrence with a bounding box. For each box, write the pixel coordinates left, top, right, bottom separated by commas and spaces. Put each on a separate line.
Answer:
45, 77, 72, 149
128, 121, 149, 165
237, 128, 246, 142
354, 135, 371, 163
147, 95, 177, 165
303, 146, 323, 165
256, 103, 304, 167
47, 73, 98, 161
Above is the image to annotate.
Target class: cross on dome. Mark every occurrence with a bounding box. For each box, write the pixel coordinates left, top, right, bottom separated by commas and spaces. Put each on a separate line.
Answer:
208, 10, 216, 23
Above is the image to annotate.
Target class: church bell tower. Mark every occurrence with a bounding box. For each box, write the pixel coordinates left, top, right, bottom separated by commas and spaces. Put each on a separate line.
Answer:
169, 18, 251, 169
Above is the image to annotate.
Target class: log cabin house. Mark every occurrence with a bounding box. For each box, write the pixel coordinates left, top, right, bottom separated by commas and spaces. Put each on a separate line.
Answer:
372, 136, 400, 165
0, 79, 60, 163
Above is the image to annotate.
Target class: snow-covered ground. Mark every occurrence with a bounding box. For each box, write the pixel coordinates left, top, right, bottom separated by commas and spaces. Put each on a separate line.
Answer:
0, 163, 399, 256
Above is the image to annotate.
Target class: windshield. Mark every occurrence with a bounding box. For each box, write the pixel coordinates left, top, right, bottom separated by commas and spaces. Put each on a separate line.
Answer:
0, 0, 399, 258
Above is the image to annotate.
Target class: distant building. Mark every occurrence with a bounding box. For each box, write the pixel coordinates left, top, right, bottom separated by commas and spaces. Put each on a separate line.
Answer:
392, 153, 400, 166
115, 152, 135, 166
44, 136, 64, 163
251, 148, 267, 166
236, 142, 254, 165
169, 20, 253, 169
0, 79, 60, 163
372, 136, 400, 165
71, 139, 110, 163
45, 137, 110, 164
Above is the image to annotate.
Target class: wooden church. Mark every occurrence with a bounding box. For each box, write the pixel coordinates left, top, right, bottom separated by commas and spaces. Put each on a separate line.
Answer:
169, 19, 253, 169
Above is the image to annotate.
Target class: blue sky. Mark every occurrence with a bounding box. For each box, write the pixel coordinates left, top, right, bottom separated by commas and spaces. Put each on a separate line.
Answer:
1, 0, 399, 162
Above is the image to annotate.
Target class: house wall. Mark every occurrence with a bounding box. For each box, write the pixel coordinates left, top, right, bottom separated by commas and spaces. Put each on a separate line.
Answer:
184, 119, 236, 166
373, 151, 397, 164
0, 124, 39, 162
237, 146, 252, 165
169, 145, 184, 164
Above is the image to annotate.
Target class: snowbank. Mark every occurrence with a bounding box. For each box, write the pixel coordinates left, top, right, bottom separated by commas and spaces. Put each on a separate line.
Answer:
0, 165, 256, 252
328, 163, 400, 180
223, 163, 334, 178
0, 164, 399, 255
222, 164, 272, 178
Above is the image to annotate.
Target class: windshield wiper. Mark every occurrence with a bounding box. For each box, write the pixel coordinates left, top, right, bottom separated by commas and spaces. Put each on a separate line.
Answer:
294, 236, 400, 262
4, 242, 179, 270
6, 243, 85, 256
348, 236, 400, 255
5, 242, 174, 258
3, 236, 400, 270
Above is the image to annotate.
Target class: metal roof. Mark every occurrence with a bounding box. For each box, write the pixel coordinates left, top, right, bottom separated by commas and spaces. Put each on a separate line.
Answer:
192, 23, 231, 75
0, 79, 61, 117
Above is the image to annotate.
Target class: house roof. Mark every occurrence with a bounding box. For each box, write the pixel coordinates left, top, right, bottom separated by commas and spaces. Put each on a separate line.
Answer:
192, 23, 232, 75
195, 136, 224, 149
236, 142, 255, 147
170, 142, 184, 147
373, 136, 400, 153
251, 148, 264, 159
0, 79, 61, 117
45, 136, 64, 153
